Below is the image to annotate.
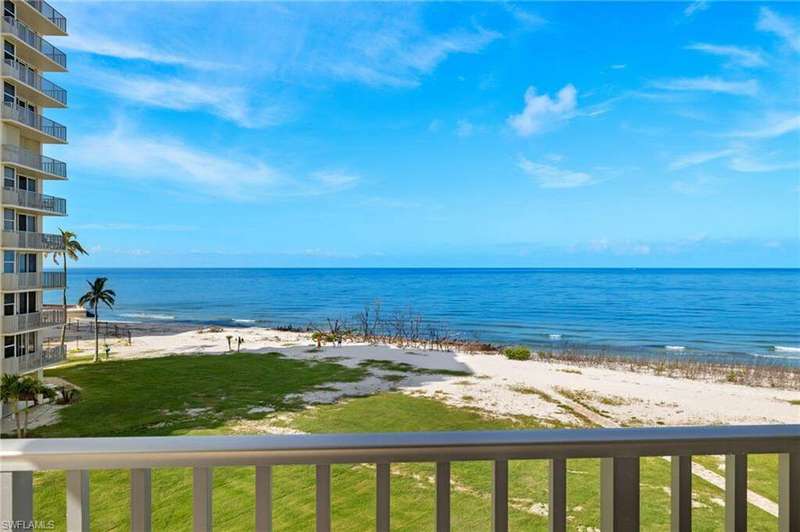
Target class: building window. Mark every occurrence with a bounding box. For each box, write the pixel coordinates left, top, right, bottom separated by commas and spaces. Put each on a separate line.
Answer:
3, 1, 15, 18
4, 250, 14, 273
4, 336, 14, 359
18, 291, 36, 315
17, 213, 35, 232
4, 293, 14, 316
3, 81, 14, 105
3, 41, 14, 62
3, 167, 15, 189
17, 253, 35, 273
18, 175, 35, 192
4, 208, 14, 231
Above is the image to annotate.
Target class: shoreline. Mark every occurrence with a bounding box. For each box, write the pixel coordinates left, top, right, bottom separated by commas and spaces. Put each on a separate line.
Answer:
52, 321, 800, 429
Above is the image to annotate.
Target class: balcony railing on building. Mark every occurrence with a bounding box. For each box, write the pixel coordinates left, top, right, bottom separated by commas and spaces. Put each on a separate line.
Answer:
1, 101, 66, 142
2, 58, 66, 105
0, 425, 797, 531
0, 230, 63, 251
1, 270, 65, 291
1, 16, 66, 68
2, 307, 65, 333
1, 144, 67, 179
1, 343, 65, 375
25, 0, 67, 34
2, 187, 66, 215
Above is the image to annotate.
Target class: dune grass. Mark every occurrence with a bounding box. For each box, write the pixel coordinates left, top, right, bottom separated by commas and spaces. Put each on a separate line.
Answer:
28, 354, 781, 530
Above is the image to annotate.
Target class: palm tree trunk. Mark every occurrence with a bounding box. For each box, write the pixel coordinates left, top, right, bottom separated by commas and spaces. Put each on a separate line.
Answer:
59, 252, 67, 350
22, 403, 28, 438
93, 303, 99, 363
12, 401, 21, 438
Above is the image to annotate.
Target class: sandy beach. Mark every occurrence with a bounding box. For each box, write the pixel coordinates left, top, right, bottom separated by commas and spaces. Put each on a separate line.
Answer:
59, 321, 800, 428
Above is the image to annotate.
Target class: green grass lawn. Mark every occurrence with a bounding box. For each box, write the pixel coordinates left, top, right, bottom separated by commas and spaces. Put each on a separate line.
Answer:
27, 353, 780, 530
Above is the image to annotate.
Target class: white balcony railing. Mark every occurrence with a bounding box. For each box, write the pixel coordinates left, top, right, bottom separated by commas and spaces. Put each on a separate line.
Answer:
0, 271, 65, 291
1, 16, 66, 68
1, 101, 66, 142
1, 144, 67, 178
25, 0, 67, 34
0, 425, 797, 530
1, 343, 65, 375
2, 307, 65, 333
2, 187, 66, 215
2, 58, 67, 105
0, 230, 63, 251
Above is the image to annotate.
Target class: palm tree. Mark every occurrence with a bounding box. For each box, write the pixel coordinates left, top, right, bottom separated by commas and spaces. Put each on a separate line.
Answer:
0, 374, 53, 437
78, 277, 116, 363
52, 230, 88, 351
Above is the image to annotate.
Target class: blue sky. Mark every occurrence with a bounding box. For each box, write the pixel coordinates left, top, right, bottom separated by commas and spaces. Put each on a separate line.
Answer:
41, 1, 800, 267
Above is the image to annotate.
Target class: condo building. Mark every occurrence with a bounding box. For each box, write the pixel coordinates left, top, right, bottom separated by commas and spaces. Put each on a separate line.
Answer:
0, 0, 67, 377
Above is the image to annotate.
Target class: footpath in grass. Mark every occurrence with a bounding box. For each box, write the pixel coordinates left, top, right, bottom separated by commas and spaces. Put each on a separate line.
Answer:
30, 353, 780, 530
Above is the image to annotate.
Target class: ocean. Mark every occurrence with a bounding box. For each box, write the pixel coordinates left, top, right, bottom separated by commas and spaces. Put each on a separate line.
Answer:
47, 268, 800, 365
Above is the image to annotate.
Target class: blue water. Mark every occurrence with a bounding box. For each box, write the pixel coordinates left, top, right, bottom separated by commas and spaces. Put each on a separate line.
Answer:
47, 268, 800, 365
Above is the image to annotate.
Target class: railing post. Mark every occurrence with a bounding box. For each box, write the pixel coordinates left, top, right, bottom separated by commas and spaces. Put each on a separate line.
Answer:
671, 456, 692, 532
600, 457, 640, 531
492, 460, 508, 532
255, 466, 272, 532
725, 454, 747, 532
193, 467, 212, 532
316, 465, 331, 532
436, 462, 450, 532
66, 470, 89, 532
549, 458, 566, 532
779, 453, 799, 532
130, 469, 151, 532
0, 471, 33, 531
376, 463, 390, 532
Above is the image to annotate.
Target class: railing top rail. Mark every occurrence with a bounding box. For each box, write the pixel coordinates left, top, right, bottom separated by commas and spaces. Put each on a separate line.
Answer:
2, 425, 798, 472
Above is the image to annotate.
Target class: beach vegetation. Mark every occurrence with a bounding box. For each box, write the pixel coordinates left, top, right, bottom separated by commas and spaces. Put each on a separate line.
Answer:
1, 374, 55, 437
77, 277, 117, 363
503, 345, 531, 360
51, 230, 89, 352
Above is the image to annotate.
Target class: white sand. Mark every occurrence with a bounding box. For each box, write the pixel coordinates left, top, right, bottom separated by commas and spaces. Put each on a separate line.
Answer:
65, 325, 800, 427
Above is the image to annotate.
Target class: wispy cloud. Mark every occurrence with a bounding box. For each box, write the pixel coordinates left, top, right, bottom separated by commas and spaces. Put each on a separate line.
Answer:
685, 43, 766, 67
728, 156, 800, 173
70, 123, 358, 201
455, 119, 475, 137
78, 68, 286, 128
507, 84, 577, 136
728, 115, 800, 139
651, 76, 759, 96
62, 33, 221, 70
671, 175, 718, 196
518, 157, 594, 189
757, 7, 800, 53
503, 4, 548, 29
669, 148, 734, 170
684, 0, 709, 18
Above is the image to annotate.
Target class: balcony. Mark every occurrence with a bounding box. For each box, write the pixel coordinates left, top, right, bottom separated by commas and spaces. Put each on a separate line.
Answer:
1, 101, 66, 143
17, 0, 67, 36
1, 144, 67, 180
1, 270, 65, 291
2, 307, 65, 333
1, 16, 66, 71
2, 58, 67, 107
0, 425, 797, 530
0, 230, 63, 251
0, 343, 64, 375
2, 187, 66, 215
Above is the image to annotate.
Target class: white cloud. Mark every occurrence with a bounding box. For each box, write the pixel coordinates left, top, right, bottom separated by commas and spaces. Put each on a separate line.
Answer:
79, 69, 285, 128
455, 119, 474, 137
62, 33, 221, 70
70, 123, 358, 201
729, 115, 800, 139
503, 5, 548, 29
685, 43, 766, 67
610, 64, 627, 70
518, 157, 593, 189
684, 1, 709, 18
669, 149, 734, 170
651, 76, 759, 96
757, 7, 800, 53
507, 84, 578, 136
671, 176, 718, 196
728, 156, 800, 173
